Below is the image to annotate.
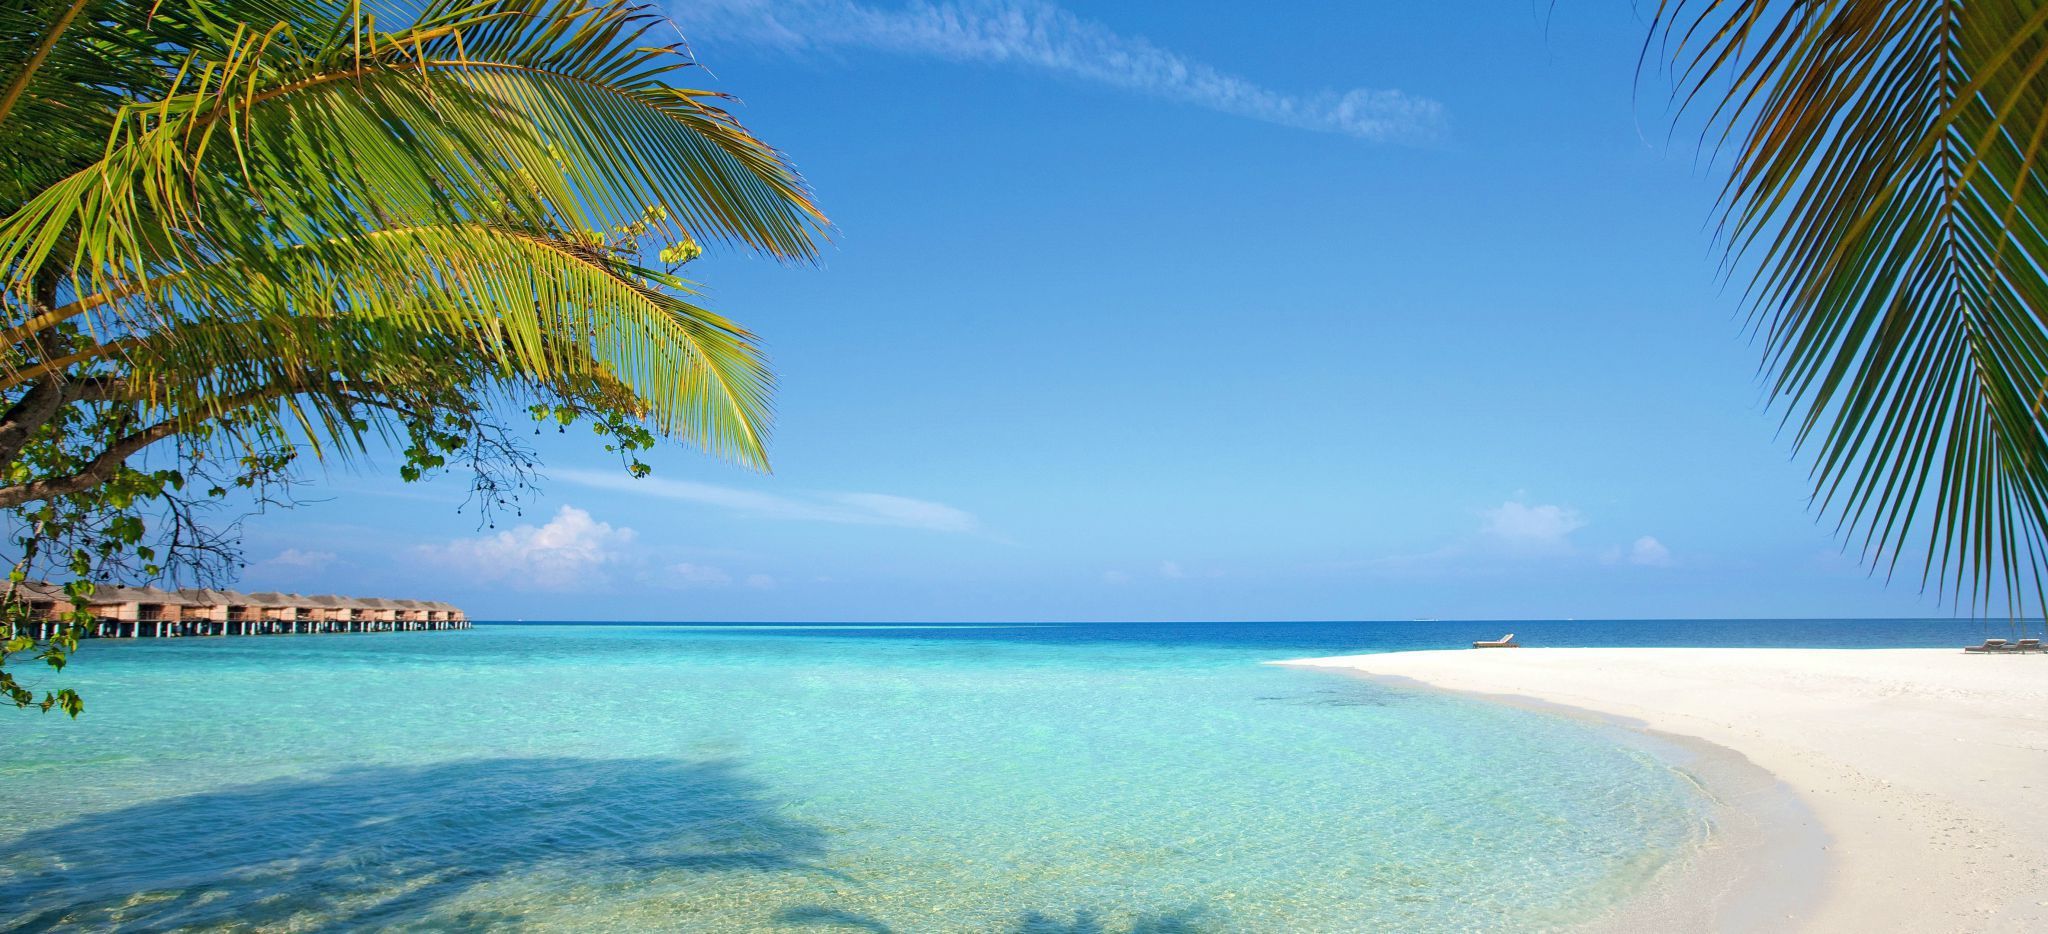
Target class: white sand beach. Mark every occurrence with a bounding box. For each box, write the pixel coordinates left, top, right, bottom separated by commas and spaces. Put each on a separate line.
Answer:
1276, 649, 2048, 933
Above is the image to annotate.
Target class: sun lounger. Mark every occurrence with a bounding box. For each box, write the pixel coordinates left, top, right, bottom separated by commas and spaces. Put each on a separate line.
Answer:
1964, 639, 2011, 653
1472, 633, 1518, 649
2016, 638, 2044, 654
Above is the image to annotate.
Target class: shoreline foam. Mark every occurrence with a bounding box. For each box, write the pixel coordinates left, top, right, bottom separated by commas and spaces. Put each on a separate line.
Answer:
1272, 649, 2048, 933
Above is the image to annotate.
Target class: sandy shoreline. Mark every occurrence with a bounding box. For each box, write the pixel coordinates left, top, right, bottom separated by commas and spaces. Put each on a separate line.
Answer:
1274, 649, 2048, 933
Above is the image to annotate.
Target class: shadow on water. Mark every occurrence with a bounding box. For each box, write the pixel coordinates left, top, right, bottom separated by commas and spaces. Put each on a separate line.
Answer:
0, 757, 828, 931
773, 905, 1214, 933
1011, 908, 1212, 934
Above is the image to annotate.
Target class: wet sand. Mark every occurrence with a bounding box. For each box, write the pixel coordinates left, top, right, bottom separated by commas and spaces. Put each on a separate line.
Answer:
1276, 649, 2048, 932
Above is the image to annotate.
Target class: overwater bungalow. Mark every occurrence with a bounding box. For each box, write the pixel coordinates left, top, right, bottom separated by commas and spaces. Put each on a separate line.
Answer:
302, 594, 350, 628
354, 597, 400, 625
9, 582, 468, 639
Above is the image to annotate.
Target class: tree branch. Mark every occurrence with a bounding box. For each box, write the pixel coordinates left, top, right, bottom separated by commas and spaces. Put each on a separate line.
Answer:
0, 377, 68, 465
0, 375, 342, 509
0, 417, 180, 508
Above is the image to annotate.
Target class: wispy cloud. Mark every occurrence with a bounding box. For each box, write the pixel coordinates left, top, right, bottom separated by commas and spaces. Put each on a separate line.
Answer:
1348, 499, 1681, 576
256, 547, 338, 570
1599, 535, 1677, 567
668, 562, 736, 587
554, 468, 982, 534
1100, 560, 1190, 584
1627, 535, 1673, 567
682, 0, 1445, 143
1477, 501, 1586, 555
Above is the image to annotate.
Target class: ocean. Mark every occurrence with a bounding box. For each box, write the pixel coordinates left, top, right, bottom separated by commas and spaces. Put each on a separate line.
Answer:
0, 619, 1974, 931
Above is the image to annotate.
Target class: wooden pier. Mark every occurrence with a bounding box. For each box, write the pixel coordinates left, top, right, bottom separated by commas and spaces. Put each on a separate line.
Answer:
14, 584, 469, 640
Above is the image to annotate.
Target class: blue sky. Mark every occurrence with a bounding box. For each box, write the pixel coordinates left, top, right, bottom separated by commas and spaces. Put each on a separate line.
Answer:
235, 0, 1952, 621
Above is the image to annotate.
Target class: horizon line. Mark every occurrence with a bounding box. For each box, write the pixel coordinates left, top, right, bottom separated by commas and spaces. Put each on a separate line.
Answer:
464, 616, 1977, 625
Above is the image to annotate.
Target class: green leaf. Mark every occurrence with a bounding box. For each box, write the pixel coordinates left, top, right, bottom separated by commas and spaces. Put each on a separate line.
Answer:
1654, 0, 2048, 613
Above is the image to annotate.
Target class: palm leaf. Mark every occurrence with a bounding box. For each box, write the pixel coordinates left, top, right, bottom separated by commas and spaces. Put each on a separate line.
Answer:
1653, 0, 2048, 612
3, 0, 825, 307
0, 0, 815, 472
22, 223, 774, 468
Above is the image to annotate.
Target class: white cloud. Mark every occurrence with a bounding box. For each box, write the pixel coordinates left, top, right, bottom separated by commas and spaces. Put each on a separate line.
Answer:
1628, 536, 1673, 567
746, 573, 779, 589
418, 505, 636, 591
1101, 569, 1131, 584
554, 468, 981, 534
1354, 500, 1682, 577
682, 0, 1444, 143
1348, 499, 1606, 575
1159, 560, 1185, 579
1478, 501, 1586, 554
260, 548, 337, 570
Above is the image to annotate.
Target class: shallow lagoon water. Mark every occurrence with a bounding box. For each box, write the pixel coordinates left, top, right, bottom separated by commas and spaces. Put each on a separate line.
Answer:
0, 620, 1967, 931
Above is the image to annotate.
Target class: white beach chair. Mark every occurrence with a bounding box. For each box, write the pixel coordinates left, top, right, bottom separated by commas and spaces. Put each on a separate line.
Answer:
1472, 633, 1518, 649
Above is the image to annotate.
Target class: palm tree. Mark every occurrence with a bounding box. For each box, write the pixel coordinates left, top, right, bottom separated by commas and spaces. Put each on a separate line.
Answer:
0, 0, 826, 492
1653, 1, 2048, 623
0, 0, 827, 712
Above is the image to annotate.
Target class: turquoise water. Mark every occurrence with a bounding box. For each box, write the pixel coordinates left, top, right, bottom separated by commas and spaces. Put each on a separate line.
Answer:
0, 620, 1886, 931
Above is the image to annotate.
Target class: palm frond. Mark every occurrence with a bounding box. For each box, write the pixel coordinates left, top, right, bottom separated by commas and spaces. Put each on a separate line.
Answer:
0, 0, 815, 472
1654, 0, 2048, 612
0, 0, 334, 212
0, 0, 826, 312
50, 222, 774, 467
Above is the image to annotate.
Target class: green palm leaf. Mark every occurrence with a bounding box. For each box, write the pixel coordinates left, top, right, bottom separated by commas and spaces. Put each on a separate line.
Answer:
0, 0, 819, 478
1653, 1, 2048, 612
9, 223, 775, 468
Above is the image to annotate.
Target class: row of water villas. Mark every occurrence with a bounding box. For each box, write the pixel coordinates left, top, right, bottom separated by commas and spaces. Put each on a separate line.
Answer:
18, 584, 469, 639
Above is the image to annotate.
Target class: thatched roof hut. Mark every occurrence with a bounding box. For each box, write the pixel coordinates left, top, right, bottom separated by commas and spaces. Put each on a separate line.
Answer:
350, 597, 399, 620
12, 581, 462, 625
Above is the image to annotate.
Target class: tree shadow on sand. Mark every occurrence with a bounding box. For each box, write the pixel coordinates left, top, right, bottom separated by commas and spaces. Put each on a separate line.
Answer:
0, 756, 829, 931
